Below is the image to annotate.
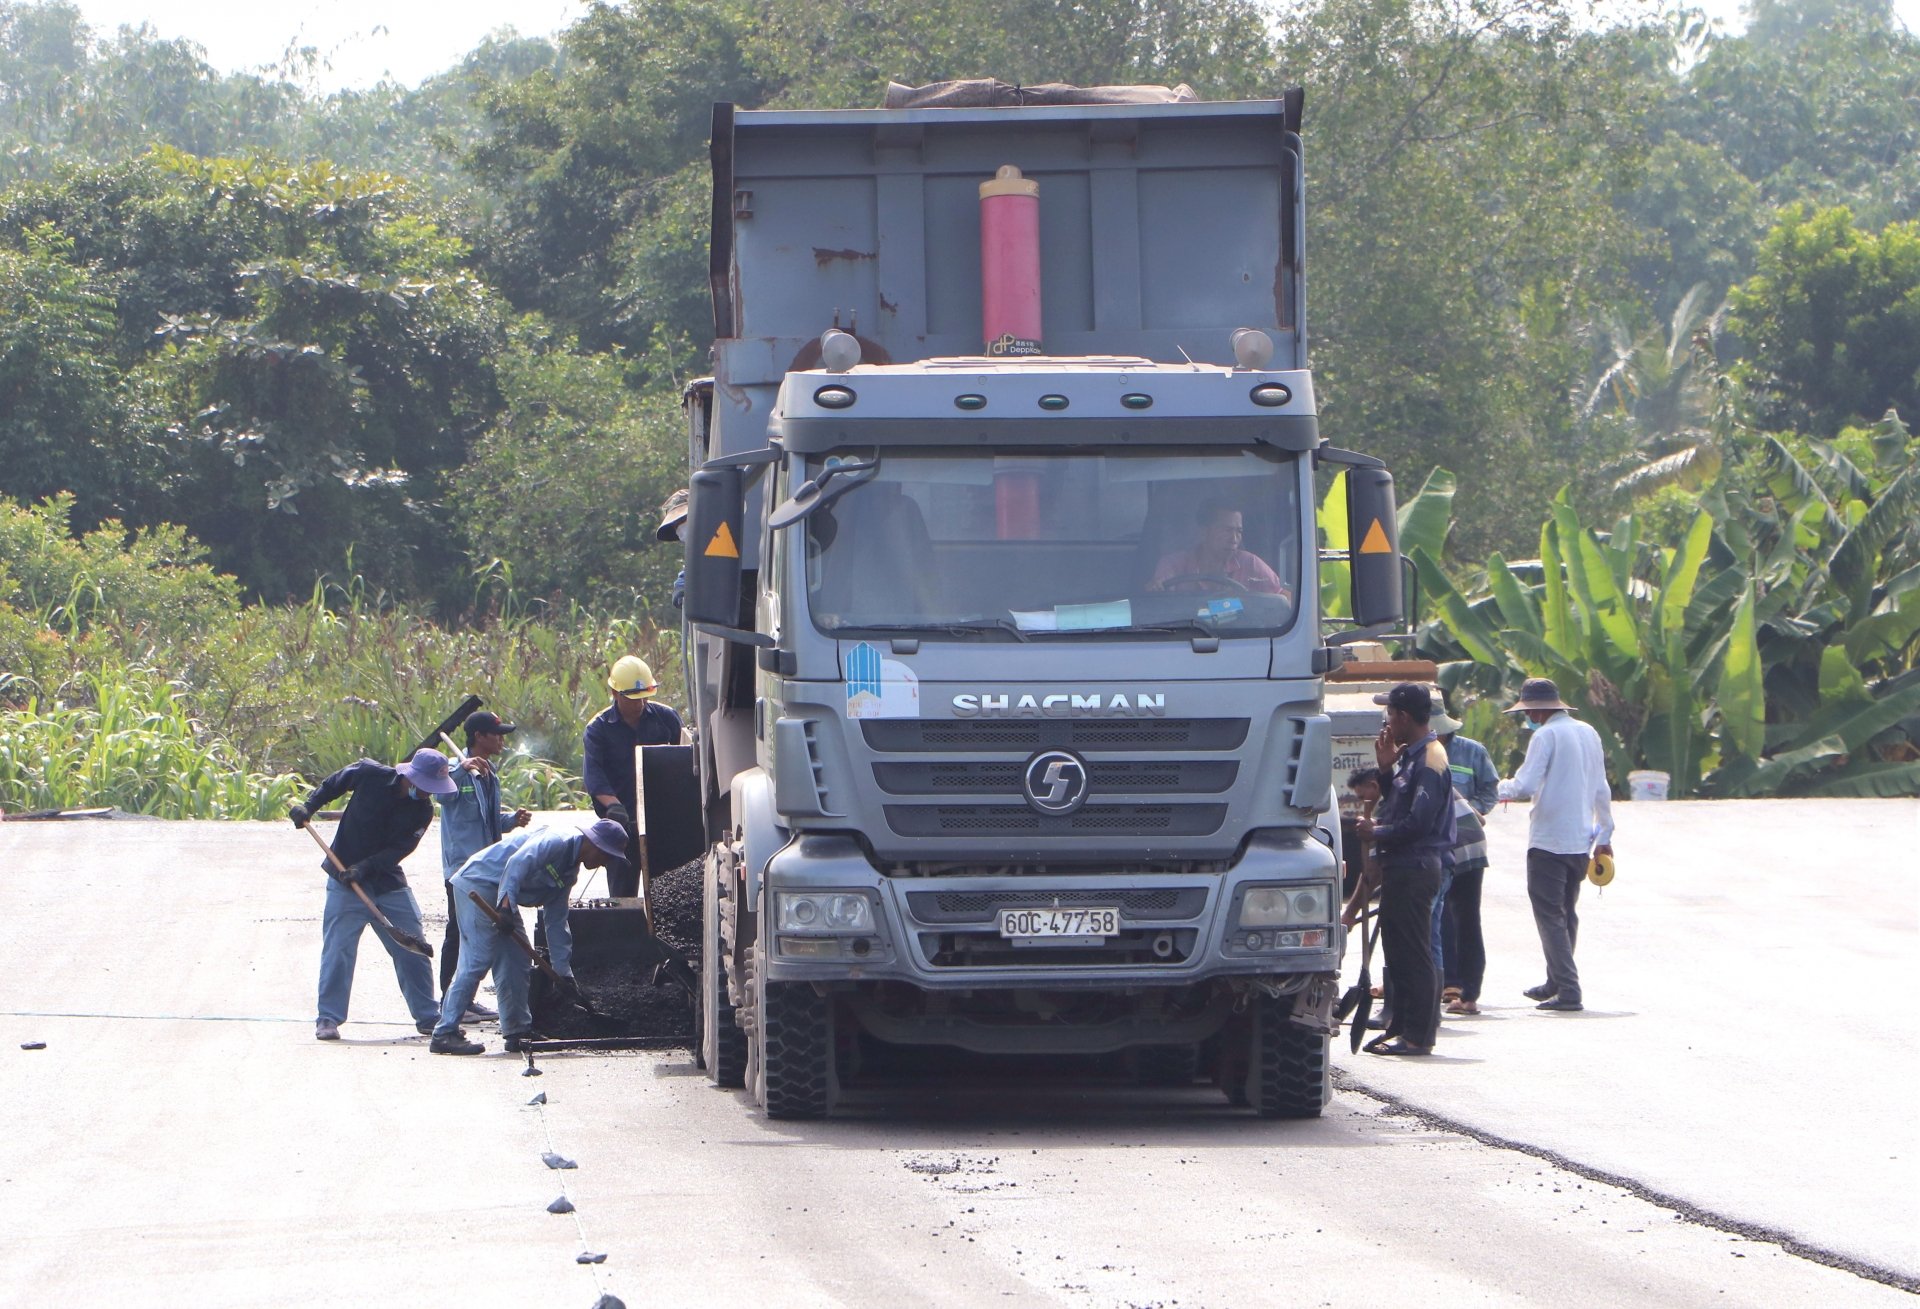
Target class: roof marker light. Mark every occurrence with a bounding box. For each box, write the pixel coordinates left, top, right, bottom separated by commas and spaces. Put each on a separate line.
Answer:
1250, 383, 1291, 408
1038, 394, 1069, 411
955, 394, 987, 411
1121, 393, 1153, 410
814, 385, 856, 409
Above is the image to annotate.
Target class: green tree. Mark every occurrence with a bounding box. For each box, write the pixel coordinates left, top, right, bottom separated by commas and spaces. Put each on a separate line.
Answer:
1726, 205, 1920, 437
453, 333, 684, 617
0, 224, 123, 515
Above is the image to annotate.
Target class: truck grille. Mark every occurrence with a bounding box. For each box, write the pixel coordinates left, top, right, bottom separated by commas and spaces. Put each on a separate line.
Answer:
862, 719, 1249, 753
872, 760, 1237, 795
884, 803, 1227, 837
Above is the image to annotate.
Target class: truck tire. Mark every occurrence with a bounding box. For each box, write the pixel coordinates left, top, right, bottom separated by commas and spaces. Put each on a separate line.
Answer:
1242, 994, 1328, 1119
1130, 1043, 1201, 1087
745, 943, 838, 1119
702, 854, 747, 1088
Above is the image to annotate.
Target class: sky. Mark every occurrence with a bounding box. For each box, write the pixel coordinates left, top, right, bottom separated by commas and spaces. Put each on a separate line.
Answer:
68, 1, 587, 91
64, 0, 1920, 94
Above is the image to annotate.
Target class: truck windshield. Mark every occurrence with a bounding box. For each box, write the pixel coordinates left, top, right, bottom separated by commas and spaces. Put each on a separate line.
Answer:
804, 447, 1301, 638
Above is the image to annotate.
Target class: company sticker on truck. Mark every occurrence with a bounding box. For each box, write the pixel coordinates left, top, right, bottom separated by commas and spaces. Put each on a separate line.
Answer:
844, 641, 920, 719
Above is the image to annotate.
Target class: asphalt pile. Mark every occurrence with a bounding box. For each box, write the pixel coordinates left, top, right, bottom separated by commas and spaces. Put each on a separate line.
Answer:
534, 857, 701, 1044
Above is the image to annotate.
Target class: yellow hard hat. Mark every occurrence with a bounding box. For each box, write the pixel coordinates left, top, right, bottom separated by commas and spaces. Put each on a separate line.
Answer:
1587, 852, 1615, 886
608, 655, 658, 699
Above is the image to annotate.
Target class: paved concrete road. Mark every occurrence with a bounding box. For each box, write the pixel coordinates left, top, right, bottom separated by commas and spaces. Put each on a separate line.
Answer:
0, 801, 1913, 1308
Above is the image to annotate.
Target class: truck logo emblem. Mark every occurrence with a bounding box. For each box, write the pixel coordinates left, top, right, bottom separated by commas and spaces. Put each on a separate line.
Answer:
1022, 751, 1090, 816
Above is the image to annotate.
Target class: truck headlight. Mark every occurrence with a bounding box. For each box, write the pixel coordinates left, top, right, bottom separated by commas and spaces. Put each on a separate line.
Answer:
1238, 885, 1331, 928
776, 892, 874, 933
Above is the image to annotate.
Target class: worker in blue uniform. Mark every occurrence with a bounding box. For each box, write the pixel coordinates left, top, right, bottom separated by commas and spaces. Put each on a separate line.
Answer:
290, 749, 457, 1042
583, 655, 682, 897
434, 710, 532, 1013
430, 819, 630, 1055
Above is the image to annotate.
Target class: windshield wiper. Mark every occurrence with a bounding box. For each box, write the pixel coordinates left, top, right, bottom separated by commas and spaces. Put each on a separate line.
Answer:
835, 619, 1031, 642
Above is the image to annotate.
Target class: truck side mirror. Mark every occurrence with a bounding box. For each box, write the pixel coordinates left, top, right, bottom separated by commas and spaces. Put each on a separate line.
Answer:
1346, 467, 1404, 629
683, 466, 745, 628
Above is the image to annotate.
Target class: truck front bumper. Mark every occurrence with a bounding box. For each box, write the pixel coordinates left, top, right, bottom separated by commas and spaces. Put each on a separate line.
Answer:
759, 830, 1342, 989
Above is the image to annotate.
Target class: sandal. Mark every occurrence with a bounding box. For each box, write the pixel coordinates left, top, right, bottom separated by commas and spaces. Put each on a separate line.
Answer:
1367, 1038, 1432, 1057
1441, 986, 1463, 1002
1445, 999, 1479, 1015
1361, 1034, 1394, 1054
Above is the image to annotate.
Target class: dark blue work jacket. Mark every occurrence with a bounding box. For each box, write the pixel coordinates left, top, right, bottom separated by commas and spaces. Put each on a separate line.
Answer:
1371, 732, 1458, 862
302, 759, 432, 895
581, 700, 683, 814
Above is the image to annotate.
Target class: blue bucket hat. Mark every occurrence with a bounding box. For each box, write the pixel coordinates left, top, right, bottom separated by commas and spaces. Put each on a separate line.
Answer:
583, 819, 630, 863
398, 748, 458, 796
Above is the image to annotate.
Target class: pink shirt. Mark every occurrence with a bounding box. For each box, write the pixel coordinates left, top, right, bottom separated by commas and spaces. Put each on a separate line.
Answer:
1151, 547, 1287, 595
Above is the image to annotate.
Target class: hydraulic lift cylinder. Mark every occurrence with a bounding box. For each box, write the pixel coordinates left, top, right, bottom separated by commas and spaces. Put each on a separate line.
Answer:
980, 164, 1042, 356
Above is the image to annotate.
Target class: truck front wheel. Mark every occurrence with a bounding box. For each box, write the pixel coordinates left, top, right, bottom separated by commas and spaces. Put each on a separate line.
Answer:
744, 943, 838, 1119
1242, 993, 1329, 1119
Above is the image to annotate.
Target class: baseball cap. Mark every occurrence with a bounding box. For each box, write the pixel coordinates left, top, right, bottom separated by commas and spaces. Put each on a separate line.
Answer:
463, 710, 517, 740
1372, 682, 1434, 721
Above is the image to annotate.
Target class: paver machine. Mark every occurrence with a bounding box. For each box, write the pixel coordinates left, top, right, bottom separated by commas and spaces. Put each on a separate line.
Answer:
668, 82, 1409, 1117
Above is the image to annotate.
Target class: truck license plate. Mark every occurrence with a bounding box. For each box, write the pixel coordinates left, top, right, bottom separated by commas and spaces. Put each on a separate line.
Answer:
998, 907, 1120, 939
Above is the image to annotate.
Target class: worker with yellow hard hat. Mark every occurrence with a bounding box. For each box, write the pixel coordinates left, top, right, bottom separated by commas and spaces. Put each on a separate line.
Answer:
582, 655, 684, 896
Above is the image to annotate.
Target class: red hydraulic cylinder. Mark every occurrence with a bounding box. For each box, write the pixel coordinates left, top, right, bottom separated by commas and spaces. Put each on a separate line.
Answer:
980, 165, 1042, 356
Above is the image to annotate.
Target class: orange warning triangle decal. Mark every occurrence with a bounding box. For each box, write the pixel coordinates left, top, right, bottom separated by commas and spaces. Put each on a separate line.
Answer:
1358, 518, 1391, 554
704, 521, 740, 559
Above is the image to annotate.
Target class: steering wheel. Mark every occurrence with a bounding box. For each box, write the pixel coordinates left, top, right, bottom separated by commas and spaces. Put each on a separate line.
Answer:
1156, 573, 1249, 593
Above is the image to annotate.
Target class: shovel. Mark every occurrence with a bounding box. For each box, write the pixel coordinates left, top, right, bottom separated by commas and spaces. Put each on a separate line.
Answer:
304, 823, 435, 958
467, 890, 605, 1019
1341, 907, 1379, 1055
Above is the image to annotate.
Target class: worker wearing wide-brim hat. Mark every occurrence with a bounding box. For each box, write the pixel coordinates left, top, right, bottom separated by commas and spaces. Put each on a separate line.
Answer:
430, 819, 632, 1055
658, 488, 690, 609
1496, 677, 1615, 1013
289, 748, 458, 1042
582, 655, 683, 896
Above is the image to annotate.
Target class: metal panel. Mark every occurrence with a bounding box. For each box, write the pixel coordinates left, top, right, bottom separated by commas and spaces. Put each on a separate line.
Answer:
1137, 167, 1284, 331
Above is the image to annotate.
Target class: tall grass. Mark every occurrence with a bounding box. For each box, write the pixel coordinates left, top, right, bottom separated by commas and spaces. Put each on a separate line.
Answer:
0, 670, 306, 818
0, 569, 682, 818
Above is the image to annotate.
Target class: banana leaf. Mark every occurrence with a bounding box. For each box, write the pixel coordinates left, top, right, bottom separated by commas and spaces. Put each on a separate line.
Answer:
1554, 503, 1638, 666
1775, 679, 1920, 756
1539, 513, 1576, 661
1657, 511, 1714, 648
1804, 759, 1920, 798
1397, 467, 1456, 564
1830, 465, 1920, 612
1818, 646, 1872, 707
1718, 583, 1765, 759
1721, 734, 1848, 798
1844, 589, 1920, 665
1410, 546, 1503, 665
1318, 471, 1350, 619
1486, 553, 1543, 638
1759, 435, 1842, 536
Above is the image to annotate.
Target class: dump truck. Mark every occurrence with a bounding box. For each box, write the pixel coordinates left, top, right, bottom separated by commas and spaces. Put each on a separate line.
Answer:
671, 82, 1408, 1118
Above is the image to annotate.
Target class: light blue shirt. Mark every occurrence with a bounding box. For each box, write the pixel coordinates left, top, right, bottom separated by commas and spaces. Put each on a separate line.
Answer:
453, 826, 583, 977
455, 826, 583, 910
436, 760, 515, 880
1497, 711, 1615, 855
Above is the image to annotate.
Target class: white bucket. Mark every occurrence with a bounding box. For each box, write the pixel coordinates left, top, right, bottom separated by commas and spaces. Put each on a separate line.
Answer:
1627, 769, 1670, 801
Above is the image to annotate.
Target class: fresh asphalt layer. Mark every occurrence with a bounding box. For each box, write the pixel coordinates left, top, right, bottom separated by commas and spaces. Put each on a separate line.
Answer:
0, 799, 1914, 1308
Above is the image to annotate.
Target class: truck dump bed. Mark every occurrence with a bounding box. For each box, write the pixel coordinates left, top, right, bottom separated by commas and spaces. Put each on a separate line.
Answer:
707, 94, 1305, 458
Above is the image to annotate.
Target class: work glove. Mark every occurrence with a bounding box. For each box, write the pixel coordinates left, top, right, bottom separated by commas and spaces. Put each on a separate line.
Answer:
604, 802, 633, 831
289, 804, 310, 829
329, 859, 367, 885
